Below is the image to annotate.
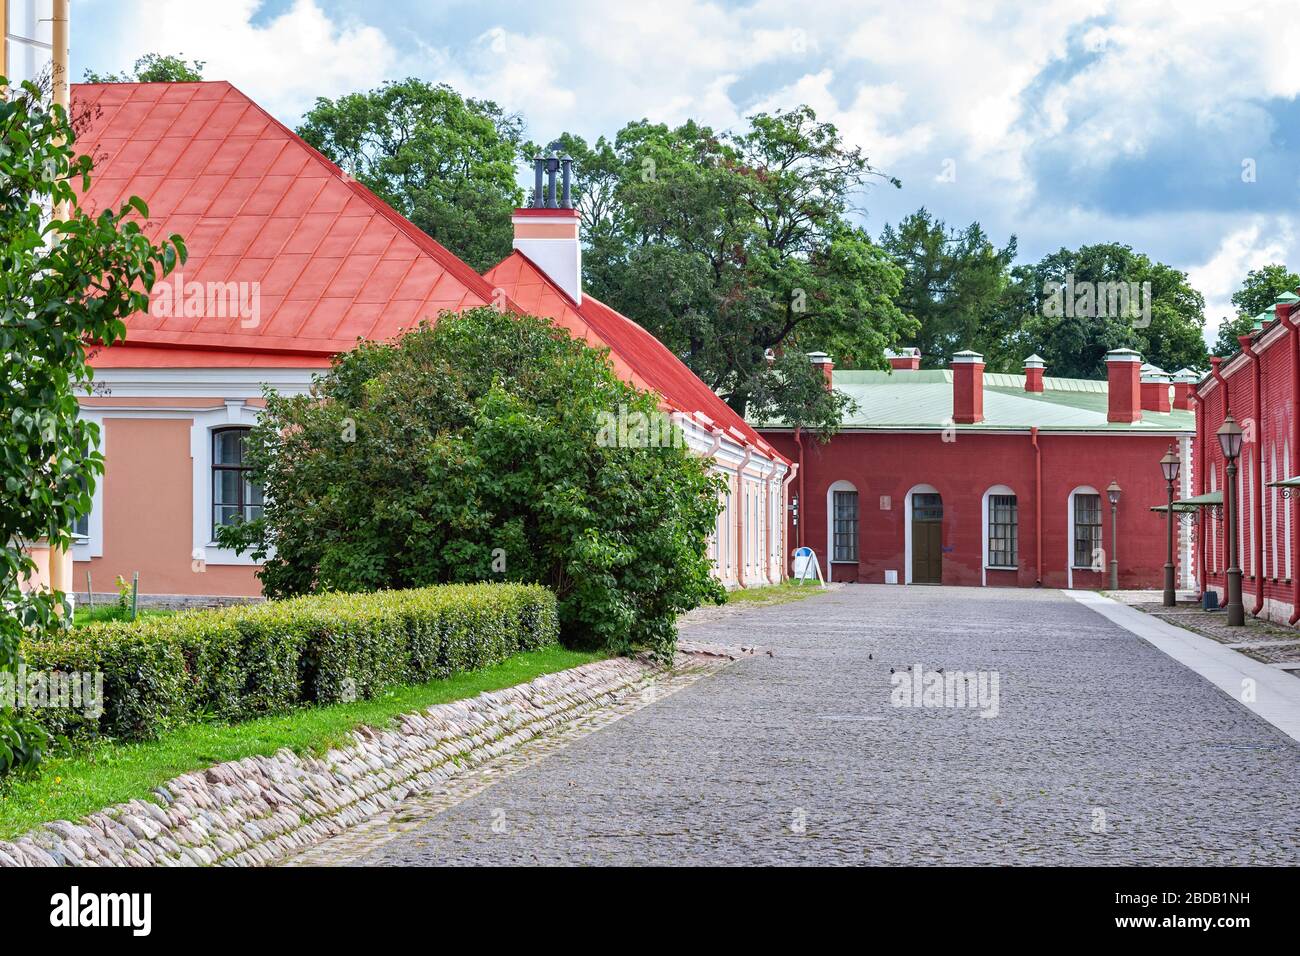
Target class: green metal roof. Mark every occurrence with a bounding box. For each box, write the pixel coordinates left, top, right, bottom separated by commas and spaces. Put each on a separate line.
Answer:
754, 369, 1196, 433
1266, 476, 1300, 488
1150, 490, 1223, 513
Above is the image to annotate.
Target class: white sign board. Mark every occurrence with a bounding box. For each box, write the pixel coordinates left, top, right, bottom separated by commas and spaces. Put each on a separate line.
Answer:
792, 546, 826, 586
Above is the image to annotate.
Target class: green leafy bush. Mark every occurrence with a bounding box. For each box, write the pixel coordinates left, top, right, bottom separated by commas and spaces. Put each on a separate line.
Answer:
217, 308, 726, 661
20, 583, 557, 744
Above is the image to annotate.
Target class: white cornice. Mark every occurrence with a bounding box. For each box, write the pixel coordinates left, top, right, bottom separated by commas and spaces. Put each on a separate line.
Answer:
85, 367, 318, 399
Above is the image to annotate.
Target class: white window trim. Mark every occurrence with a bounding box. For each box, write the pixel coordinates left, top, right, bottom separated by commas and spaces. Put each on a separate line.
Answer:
827, 479, 859, 564
1270, 442, 1278, 580
1067, 485, 1101, 588
1286, 439, 1293, 581
902, 483, 940, 585
191, 401, 263, 567
981, 484, 1017, 585
71, 410, 106, 562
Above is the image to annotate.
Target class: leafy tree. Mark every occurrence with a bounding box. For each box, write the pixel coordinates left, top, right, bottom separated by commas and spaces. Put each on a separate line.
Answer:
554, 108, 914, 432
297, 79, 525, 272
1211, 263, 1300, 356
878, 208, 1017, 368
83, 53, 205, 83
998, 243, 1206, 379
216, 308, 724, 660
0, 78, 185, 774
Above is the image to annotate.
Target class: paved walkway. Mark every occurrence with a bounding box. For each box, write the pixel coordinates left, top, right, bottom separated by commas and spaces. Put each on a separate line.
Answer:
316, 585, 1300, 865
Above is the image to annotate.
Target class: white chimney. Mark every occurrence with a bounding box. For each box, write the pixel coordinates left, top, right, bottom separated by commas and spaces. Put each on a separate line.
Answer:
513, 152, 582, 303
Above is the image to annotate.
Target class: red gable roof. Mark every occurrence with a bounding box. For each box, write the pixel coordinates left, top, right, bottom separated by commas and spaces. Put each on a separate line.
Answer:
72, 81, 784, 462
484, 251, 786, 462
73, 81, 506, 362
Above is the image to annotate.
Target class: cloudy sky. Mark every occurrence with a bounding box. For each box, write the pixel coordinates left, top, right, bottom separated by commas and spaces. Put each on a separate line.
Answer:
72, 0, 1300, 343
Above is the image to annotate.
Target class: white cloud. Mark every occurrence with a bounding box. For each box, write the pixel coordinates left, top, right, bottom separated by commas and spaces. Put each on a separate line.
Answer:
73, 0, 1300, 330
750, 70, 933, 168
80, 0, 397, 120
1188, 218, 1297, 341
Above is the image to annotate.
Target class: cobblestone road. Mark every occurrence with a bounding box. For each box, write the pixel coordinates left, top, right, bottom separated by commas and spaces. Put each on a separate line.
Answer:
339, 586, 1300, 865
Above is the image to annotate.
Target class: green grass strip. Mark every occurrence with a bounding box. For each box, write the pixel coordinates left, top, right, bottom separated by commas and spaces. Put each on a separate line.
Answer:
0, 645, 604, 840
724, 578, 828, 606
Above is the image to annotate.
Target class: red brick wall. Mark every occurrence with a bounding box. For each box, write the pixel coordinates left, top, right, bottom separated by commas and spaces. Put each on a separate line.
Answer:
763, 429, 1187, 589
1197, 321, 1298, 622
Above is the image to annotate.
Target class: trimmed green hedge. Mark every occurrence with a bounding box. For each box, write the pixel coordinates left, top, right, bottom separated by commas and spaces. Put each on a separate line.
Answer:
21, 584, 558, 744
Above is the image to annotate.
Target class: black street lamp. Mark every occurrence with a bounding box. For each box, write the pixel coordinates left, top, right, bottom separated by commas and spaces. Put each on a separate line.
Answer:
1217, 413, 1245, 626
1107, 479, 1122, 589
1160, 445, 1181, 607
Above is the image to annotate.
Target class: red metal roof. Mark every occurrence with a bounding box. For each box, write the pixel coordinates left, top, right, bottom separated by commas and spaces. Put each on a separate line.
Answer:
72, 82, 784, 462
73, 81, 505, 361
484, 251, 787, 462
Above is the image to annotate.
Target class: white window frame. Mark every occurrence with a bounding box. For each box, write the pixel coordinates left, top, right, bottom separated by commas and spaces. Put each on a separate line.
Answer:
1067, 485, 1101, 588
191, 401, 262, 567
70, 410, 106, 562
981, 484, 1017, 584
1270, 442, 1278, 580
827, 479, 859, 564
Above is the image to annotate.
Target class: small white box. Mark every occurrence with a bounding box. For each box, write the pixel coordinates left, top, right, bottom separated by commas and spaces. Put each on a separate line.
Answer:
884, 570, 898, 584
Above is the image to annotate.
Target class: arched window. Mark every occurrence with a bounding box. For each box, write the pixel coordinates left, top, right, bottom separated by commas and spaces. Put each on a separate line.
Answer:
1067, 485, 1102, 588
982, 485, 1017, 575
827, 480, 859, 562
212, 427, 262, 537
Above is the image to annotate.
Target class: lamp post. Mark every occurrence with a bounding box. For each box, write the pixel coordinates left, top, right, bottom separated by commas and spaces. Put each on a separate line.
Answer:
1160, 445, 1181, 607
1218, 413, 1245, 626
1106, 480, 1122, 590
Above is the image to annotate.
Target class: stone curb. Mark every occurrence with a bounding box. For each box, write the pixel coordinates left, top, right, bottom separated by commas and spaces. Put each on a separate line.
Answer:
0, 651, 714, 868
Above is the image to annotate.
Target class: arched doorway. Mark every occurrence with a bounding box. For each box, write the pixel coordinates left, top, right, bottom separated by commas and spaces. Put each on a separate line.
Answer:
911, 491, 943, 584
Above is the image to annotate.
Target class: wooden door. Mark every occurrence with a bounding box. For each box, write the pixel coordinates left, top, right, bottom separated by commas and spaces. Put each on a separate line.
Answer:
911, 493, 943, 584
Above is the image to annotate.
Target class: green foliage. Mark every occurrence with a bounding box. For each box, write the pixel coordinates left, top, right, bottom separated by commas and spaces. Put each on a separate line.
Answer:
550, 108, 913, 430
83, 53, 205, 84
878, 208, 1018, 368
0, 645, 602, 839
297, 78, 525, 272
113, 574, 132, 614
997, 243, 1206, 378
21, 584, 557, 745
0, 78, 185, 776
1211, 263, 1300, 357
216, 307, 725, 660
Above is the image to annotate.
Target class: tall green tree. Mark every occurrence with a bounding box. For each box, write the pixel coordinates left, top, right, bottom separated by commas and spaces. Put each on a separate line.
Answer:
1, 78, 185, 774
999, 243, 1206, 379
1211, 263, 1300, 356
83, 53, 205, 83
297, 78, 526, 272
556, 108, 914, 432
878, 208, 1017, 368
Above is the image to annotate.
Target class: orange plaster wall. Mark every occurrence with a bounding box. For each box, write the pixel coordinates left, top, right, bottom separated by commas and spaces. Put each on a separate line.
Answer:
74, 416, 263, 597
24, 543, 53, 591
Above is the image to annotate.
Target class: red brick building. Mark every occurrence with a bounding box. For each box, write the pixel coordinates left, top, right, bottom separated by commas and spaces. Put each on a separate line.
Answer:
757, 348, 1196, 589
1193, 291, 1300, 624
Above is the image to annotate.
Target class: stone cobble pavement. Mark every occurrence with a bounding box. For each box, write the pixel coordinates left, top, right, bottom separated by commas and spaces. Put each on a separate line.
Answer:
317, 585, 1300, 865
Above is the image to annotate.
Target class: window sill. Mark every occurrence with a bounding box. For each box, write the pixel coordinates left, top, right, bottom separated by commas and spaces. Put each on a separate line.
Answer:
985, 565, 1018, 571
1070, 565, 1102, 571
830, 560, 859, 564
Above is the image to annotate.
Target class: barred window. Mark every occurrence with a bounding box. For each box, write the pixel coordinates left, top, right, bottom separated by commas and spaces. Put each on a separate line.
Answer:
213, 427, 263, 538
832, 489, 859, 562
1073, 493, 1102, 568
988, 494, 1017, 567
